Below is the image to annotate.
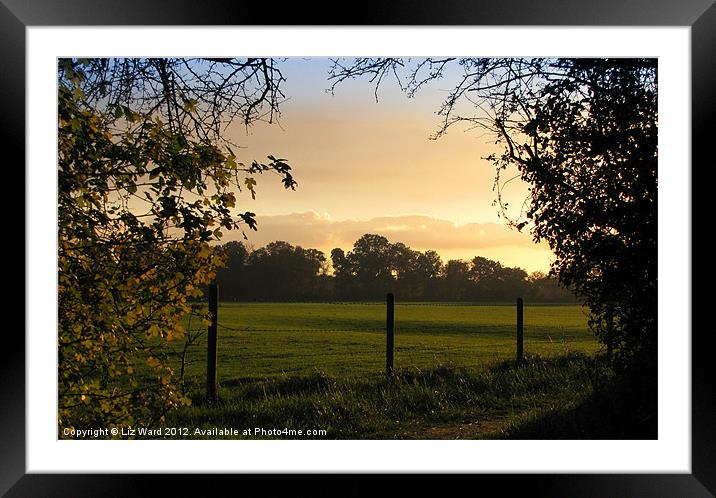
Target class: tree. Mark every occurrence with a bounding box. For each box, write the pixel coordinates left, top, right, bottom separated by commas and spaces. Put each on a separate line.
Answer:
411, 250, 444, 300
58, 58, 296, 432
443, 260, 470, 301
345, 234, 394, 299
330, 247, 353, 299
492, 266, 529, 302
215, 241, 250, 300
388, 242, 417, 298
245, 241, 327, 300
329, 58, 657, 371
467, 256, 503, 300
526, 271, 578, 303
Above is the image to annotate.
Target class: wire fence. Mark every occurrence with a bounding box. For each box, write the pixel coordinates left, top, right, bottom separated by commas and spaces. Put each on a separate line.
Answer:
190, 288, 597, 398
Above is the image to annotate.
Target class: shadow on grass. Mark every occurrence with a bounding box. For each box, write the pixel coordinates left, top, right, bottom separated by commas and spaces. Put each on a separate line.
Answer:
496, 368, 657, 439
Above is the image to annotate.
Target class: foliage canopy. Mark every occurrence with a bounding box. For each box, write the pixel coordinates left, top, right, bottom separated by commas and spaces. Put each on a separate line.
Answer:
58, 58, 296, 431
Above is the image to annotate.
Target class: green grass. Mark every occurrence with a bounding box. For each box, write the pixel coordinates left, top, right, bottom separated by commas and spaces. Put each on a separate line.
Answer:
163, 353, 613, 439
171, 302, 599, 385
136, 302, 625, 439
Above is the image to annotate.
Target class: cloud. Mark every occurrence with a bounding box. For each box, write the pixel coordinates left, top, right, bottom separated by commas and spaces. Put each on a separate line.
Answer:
229, 211, 540, 252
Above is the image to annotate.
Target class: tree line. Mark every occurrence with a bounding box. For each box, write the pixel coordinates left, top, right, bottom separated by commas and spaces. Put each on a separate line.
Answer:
214, 233, 577, 303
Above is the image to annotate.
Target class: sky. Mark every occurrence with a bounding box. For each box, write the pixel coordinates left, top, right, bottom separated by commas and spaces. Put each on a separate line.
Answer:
222, 58, 554, 273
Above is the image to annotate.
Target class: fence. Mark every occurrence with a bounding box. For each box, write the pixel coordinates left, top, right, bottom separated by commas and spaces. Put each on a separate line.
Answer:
204, 283, 526, 401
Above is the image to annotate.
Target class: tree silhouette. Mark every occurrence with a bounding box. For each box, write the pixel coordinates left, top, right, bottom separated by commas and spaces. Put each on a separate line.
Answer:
246, 241, 327, 300
213, 235, 573, 303
214, 241, 250, 300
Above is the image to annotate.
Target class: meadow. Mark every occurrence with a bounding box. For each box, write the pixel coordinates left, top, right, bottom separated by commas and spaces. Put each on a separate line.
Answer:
153, 302, 622, 440
172, 302, 598, 381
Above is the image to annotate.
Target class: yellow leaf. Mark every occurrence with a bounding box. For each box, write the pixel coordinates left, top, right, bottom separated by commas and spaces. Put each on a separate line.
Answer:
146, 357, 161, 369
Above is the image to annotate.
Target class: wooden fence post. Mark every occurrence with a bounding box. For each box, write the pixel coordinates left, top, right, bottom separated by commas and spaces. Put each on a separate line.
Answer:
207, 283, 218, 402
516, 297, 524, 364
386, 293, 394, 377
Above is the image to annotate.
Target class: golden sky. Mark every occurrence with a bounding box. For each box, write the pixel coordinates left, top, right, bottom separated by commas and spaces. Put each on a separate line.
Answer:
223, 58, 554, 273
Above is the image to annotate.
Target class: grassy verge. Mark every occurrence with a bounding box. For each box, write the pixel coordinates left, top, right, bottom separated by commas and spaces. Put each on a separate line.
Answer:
162, 352, 624, 439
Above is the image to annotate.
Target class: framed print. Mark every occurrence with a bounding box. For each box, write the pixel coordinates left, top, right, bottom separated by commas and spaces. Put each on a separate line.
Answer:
6, 0, 713, 495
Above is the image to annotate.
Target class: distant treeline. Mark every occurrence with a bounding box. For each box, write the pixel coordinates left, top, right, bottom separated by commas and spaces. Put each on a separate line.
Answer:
214, 234, 579, 303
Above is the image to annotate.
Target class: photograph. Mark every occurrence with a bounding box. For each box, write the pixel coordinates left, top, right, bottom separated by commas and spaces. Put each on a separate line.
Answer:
7, 4, 712, 492
57, 56, 657, 441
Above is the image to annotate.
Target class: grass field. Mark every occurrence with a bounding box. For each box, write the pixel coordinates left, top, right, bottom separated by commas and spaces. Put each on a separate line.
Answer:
150, 302, 623, 440
171, 302, 600, 385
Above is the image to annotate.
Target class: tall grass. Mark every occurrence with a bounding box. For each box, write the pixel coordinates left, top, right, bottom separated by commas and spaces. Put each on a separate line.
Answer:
164, 353, 614, 439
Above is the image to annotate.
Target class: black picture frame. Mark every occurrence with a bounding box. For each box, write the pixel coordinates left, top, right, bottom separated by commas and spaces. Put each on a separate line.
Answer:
6, 0, 711, 495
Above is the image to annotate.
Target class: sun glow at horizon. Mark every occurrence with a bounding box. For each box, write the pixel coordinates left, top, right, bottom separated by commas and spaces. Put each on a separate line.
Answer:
217, 58, 552, 273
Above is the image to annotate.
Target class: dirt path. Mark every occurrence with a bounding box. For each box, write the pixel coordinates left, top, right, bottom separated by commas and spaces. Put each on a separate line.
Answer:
399, 418, 507, 439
